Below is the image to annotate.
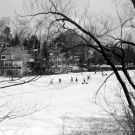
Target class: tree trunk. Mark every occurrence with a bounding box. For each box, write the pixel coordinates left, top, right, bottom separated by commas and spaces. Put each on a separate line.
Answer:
131, 0, 135, 9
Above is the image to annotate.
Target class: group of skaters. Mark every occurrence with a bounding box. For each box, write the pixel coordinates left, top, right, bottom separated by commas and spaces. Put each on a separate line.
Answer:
50, 70, 108, 85
70, 76, 78, 83
82, 74, 91, 84
50, 74, 91, 85
70, 74, 91, 84
50, 78, 62, 84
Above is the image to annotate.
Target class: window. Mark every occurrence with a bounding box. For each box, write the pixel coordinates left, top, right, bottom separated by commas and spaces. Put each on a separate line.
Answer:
4, 61, 23, 67
4, 61, 13, 67
1, 55, 6, 60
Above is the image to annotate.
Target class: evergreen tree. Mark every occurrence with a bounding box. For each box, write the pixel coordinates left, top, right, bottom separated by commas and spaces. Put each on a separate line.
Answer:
42, 40, 49, 61
23, 38, 28, 49
27, 35, 40, 56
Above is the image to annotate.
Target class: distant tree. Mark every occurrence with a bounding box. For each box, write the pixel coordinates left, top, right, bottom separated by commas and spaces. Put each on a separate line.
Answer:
0, 17, 11, 34
23, 38, 28, 49
10, 38, 15, 46
27, 35, 40, 55
12, 17, 31, 39
125, 46, 135, 65
51, 30, 83, 66
3, 26, 10, 37
0, 26, 11, 46
41, 40, 54, 73
42, 40, 49, 61
10, 33, 20, 46
14, 33, 20, 46
81, 50, 106, 71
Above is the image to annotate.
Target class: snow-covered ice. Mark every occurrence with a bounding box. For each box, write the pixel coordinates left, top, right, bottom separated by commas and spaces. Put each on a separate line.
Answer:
0, 71, 131, 135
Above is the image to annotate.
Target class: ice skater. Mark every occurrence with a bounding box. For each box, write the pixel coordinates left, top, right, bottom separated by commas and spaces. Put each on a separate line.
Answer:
50, 79, 53, 85
87, 75, 91, 81
58, 78, 62, 84
75, 77, 78, 83
82, 77, 86, 84
70, 76, 73, 83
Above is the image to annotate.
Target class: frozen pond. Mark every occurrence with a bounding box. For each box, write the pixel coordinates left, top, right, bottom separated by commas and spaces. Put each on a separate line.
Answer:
0, 70, 131, 135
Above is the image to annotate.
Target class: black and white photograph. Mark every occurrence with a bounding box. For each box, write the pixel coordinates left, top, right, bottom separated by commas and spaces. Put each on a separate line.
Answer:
0, 0, 135, 135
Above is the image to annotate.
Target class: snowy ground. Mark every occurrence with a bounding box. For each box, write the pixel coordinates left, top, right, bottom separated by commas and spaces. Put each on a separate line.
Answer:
0, 70, 133, 135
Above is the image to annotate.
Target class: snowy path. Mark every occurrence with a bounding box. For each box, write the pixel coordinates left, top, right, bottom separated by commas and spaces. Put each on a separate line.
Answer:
0, 71, 128, 135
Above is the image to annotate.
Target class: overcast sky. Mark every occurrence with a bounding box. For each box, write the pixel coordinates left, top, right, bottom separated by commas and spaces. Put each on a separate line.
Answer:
0, 0, 23, 17
0, 0, 116, 18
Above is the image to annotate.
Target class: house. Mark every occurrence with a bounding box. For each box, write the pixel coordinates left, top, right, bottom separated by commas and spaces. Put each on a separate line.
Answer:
0, 46, 34, 76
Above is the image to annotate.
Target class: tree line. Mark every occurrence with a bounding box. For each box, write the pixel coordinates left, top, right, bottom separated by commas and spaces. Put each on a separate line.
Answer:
1, 18, 135, 75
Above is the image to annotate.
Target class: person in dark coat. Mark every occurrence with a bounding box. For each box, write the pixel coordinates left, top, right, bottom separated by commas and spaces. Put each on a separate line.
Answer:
75, 77, 78, 83
59, 78, 62, 84
87, 75, 91, 81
